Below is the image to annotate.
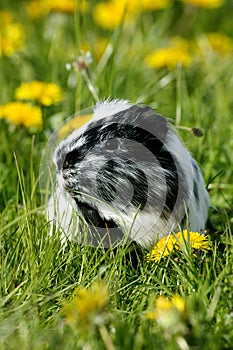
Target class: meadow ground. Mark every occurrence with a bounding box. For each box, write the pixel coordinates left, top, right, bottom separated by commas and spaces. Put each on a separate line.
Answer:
0, 1, 233, 349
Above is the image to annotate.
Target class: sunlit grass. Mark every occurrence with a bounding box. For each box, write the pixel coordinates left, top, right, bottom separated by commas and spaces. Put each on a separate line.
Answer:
0, 0, 233, 349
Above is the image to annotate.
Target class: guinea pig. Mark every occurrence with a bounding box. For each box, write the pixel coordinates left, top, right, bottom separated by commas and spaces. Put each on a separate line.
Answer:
47, 99, 210, 249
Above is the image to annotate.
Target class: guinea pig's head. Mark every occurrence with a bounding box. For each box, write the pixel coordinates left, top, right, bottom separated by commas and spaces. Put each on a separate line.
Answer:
53, 100, 193, 247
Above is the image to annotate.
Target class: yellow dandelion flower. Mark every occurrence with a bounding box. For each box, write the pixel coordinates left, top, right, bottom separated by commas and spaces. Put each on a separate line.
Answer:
0, 18, 25, 58
156, 295, 186, 316
145, 38, 192, 69
38, 82, 63, 106
26, 0, 86, 19
207, 32, 233, 55
140, 0, 171, 10
26, 1, 49, 19
175, 230, 211, 251
15, 81, 42, 100
172, 295, 186, 314
170, 36, 191, 51
147, 231, 211, 262
58, 114, 93, 140
15, 81, 63, 106
93, 0, 171, 27
46, 0, 77, 14
0, 102, 42, 128
62, 282, 109, 327
145, 47, 191, 69
156, 296, 176, 314
0, 11, 13, 27
146, 295, 186, 321
93, 0, 138, 30
146, 234, 176, 262
181, 0, 224, 8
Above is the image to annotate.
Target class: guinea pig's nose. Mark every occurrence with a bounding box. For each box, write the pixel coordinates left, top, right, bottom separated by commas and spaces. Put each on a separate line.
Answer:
62, 172, 69, 180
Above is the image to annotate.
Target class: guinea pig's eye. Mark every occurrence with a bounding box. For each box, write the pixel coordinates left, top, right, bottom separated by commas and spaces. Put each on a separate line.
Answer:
104, 138, 120, 151
63, 149, 81, 169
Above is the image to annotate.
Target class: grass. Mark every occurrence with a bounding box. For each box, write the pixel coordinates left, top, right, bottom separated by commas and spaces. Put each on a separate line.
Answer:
0, 1, 233, 349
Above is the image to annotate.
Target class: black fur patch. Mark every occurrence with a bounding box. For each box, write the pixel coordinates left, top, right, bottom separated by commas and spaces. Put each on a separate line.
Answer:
60, 105, 182, 221
74, 198, 118, 228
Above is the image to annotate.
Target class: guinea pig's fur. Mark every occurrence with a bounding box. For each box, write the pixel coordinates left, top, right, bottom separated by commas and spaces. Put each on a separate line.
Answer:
47, 100, 210, 249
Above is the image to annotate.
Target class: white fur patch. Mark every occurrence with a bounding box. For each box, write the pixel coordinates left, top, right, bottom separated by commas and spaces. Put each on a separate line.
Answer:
93, 99, 131, 121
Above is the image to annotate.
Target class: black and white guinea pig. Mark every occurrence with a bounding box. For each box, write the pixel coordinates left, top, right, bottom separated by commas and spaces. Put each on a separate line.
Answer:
47, 99, 210, 248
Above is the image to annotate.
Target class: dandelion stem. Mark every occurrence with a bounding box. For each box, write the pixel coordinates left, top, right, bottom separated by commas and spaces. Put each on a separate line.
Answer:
175, 125, 203, 137
99, 325, 116, 350
82, 70, 99, 102
175, 64, 182, 126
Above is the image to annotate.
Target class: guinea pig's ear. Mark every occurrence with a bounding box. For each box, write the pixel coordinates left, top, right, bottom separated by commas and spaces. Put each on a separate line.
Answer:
124, 104, 169, 145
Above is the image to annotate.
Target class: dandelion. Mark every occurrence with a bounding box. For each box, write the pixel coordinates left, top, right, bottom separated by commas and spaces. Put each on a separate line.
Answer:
145, 47, 191, 69
146, 295, 186, 321
139, 0, 171, 10
175, 230, 211, 251
181, 0, 224, 8
66, 51, 93, 72
0, 10, 13, 26
26, 0, 82, 19
0, 102, 42, 128
46, 0, 77, 13
207, 32, 233, 55
145, 38, 192, 69
0, 11, 25, 57
58, 114, 93, 140
146, 294, 187, 334
147, 230, 211, 262
66, 51, 99, 101
15, 81, 63, 106
26, 1, 49, 18
62, 282, 109, 327
36, 82, 63, 106
93, 0, 137, 30
146, 234, 176, 262
93, 0, 171, 29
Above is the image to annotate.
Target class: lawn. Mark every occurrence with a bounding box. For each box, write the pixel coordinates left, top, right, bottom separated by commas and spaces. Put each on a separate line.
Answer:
0, 0, 233, 349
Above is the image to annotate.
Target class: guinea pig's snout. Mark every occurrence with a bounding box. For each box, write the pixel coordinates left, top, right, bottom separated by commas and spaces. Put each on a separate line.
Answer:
61, 170, 70, 180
